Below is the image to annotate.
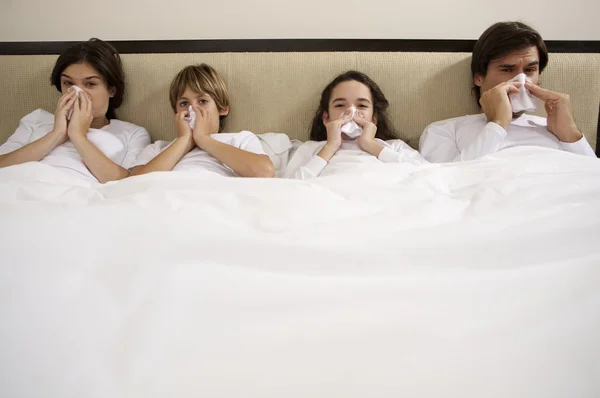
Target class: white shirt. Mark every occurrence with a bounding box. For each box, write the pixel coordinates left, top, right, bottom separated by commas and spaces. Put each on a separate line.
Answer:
0, 109, 151, 183
285, 139, 427, 179
131, 131, 267, 177
419, 113, 596, 163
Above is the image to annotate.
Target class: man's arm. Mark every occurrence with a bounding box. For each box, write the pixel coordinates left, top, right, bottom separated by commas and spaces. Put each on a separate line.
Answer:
526, 82, 596, 158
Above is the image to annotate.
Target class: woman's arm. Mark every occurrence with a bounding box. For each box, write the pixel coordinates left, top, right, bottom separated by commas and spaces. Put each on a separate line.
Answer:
0, 129, 67, 168
0, 91, 76, 168
68, 92, 129, 183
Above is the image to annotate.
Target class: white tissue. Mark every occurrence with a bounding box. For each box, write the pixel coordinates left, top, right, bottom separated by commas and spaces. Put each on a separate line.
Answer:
340, 106, 362, 138
184, 105, 196, 129
66, 86, 84, 120
508, 73, 537, 113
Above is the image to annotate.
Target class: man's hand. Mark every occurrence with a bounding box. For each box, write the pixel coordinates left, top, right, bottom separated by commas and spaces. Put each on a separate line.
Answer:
480, 81, 520, 130
525, 82, 583, 143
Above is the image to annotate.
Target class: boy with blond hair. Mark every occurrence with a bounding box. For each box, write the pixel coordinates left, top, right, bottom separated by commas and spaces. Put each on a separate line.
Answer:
131, 64, 274, 177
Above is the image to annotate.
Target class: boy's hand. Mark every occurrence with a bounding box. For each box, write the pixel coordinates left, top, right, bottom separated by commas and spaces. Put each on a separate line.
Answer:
175, 110, 195, 152
192, 106, 215, 149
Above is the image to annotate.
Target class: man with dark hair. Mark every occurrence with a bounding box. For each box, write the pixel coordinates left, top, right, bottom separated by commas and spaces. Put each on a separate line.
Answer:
419, 21, 595, 162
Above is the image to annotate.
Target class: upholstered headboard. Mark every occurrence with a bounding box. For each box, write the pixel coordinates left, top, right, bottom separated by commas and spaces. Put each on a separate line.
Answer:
1, 41, 599, 150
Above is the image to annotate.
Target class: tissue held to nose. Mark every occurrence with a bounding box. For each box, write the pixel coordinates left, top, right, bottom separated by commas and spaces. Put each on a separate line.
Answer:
184, 105, 196, 129
66, 85, 84, 120
508, 73, 537, 113
340, 105, 362, 138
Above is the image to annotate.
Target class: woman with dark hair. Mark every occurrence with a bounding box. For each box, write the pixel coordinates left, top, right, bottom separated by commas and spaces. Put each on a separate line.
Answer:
0, 38, 150, 183
285, 71, 426, 179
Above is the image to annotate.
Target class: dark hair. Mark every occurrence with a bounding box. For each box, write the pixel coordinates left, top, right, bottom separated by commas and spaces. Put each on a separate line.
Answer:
309, 70, 398, 141
471, 21, 549, 103
50, 38, 124, 120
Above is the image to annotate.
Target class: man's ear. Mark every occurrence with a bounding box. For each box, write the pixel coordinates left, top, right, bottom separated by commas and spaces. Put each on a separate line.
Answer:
219, 105, 230, 117
473, 73, 485, 87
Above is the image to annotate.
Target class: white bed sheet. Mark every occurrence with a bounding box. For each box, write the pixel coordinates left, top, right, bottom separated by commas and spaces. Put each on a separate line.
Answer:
1, 147, 599, 397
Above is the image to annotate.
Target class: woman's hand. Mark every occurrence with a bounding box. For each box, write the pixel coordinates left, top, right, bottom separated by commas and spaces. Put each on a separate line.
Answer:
67, 92, 94, 141
51, 88, 77, 143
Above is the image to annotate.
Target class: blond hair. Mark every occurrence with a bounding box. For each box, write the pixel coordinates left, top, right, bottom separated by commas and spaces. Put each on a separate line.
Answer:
169, 64, 230, 131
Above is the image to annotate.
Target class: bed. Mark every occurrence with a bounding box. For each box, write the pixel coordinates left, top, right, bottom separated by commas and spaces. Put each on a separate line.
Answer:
1, 40, 599, 397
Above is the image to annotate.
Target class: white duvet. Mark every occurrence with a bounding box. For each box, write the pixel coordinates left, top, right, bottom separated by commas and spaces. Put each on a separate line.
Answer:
1, 147, 599, 398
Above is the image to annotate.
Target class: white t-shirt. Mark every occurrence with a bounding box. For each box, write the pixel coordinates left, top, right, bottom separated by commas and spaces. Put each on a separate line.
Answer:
131, 131, 267, 177
419, 113, 596, 163
0, 109, 151, 183
285, 139, 427, 179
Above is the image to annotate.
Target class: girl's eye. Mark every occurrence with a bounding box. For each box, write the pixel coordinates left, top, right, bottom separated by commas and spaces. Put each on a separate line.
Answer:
199, 99, 208, 104
334, 104, 344, 108
85, 83, 96, 87
358, 104, 368, 108
63, 81, 72, 86
179, 101, 188, 107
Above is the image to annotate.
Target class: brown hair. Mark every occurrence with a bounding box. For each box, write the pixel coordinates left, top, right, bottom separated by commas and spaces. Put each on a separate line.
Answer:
471, 21, 549, 103
169, 64, 230, 132
309, 71, 398, 141
51, 38, 124, 120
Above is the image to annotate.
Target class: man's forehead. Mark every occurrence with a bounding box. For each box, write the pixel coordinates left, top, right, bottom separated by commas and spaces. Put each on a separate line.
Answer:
491, 47, 540, 64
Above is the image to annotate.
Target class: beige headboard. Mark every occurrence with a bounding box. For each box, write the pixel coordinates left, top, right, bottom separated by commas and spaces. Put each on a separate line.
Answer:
1, 52, 599, 149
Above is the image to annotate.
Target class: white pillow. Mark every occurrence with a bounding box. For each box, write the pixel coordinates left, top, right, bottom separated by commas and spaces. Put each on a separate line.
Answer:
257, 133, 295, 177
